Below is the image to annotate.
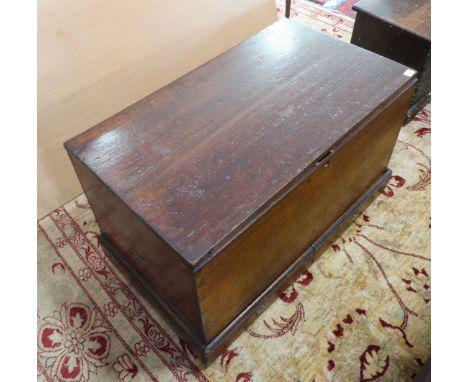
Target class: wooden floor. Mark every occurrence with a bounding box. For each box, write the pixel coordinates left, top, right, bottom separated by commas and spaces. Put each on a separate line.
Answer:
38, 0, 277, 218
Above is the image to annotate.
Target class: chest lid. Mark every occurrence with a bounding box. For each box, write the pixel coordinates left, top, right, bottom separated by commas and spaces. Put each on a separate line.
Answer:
65, 20, 415, 266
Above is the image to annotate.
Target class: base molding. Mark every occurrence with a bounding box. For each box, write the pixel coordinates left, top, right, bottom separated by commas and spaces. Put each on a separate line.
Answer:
100, 168, 392, 365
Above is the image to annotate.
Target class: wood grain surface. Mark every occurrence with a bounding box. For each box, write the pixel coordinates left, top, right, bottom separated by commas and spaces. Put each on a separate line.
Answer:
196, 84, 414, 340
66, 20, 415, 265
38, 0, 277, 217
67, 153, 206, 339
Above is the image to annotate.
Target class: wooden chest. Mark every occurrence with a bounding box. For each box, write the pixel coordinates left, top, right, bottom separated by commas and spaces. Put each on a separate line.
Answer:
351, 0, 430, 122
65, 20, 416, 363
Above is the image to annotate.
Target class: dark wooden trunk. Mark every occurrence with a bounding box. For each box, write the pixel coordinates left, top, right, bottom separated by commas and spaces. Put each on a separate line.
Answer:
351, 0, 430, 122
65, 20, 416, 364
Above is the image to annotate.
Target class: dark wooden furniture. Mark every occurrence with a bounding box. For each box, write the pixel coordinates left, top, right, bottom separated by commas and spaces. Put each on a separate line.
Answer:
285, 0, 291, 18
351, 0, 430, 123
413, 358, 431, 382
65, 20, 416, 364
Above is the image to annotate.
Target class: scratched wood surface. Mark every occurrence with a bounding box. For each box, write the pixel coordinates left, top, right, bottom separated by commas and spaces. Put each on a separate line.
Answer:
37, 0, 277, 218
66, 20, 415, 265
65, 19, 416, 354
196, 85, 414, 342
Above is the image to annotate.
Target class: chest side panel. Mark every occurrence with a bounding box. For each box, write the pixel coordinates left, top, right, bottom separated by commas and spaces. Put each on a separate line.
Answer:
196, 86, 414, 341
66, 153, 204, 339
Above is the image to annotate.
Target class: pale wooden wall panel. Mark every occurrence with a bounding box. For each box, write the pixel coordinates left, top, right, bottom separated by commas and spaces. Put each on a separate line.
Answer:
38, 0, 277, 217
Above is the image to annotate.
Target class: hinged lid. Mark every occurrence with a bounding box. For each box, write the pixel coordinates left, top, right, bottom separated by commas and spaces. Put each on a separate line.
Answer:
65, 20, 415, 266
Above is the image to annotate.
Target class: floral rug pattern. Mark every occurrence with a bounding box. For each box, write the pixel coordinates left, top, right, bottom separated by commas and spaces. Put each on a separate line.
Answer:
38, 3, 430, 381
308, 0, 360, 19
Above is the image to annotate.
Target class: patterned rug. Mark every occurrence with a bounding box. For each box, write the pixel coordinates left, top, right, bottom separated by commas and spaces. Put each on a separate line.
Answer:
37, 4, 431, 381
278, 0, 359, 20
308, 0, 360, 19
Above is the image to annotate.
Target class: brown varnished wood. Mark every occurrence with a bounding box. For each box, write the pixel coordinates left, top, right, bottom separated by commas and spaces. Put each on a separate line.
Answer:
99, 168, 392, 364
67, 153, 206, 339
65, 19, 416, 361
201, 169, 393, 364
65, 20, 415, 266
352, 0, 430, 41
196, 85, 414, 341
